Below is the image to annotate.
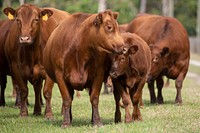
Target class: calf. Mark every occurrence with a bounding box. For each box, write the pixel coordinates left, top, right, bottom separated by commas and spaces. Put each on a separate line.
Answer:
126, 14, 190, 104
3, 4, 70, 116
110, 32, 151, 123
43, 10, 125, 127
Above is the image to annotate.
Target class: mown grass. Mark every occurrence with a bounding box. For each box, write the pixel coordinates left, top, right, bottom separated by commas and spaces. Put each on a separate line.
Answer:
0, 54, 200, 133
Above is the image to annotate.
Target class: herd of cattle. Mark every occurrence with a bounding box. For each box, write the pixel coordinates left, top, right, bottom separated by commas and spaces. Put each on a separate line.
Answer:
0, 4, 190, 127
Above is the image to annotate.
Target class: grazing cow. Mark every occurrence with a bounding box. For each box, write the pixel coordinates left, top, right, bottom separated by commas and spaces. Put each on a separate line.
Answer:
43, 10, 125, 127
3, 4, 70, 116
126, 14, 190, 104
109, 33, 151, 123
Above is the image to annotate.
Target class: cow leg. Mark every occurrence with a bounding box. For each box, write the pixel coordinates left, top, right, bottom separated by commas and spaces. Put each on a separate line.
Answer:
102, 83, 109, 94
55, 71, 72, 128
0, 74, 7, 106
148, 80, 156, 103
90, 75, 103, 127
131, 81, 145, 121
11, 78, 21, 108
43, 75, 54, 119
175, 71, 187, 104
139, 90, 144, 108
156, 76, 164, 104
33, 78, 43, 116
112, 78, 132, 123
112, 79, 121, 123
20, 79, 29, 116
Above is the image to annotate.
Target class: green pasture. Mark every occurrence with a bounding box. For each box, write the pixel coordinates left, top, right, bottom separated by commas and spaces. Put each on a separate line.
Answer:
0, 54, 200, 133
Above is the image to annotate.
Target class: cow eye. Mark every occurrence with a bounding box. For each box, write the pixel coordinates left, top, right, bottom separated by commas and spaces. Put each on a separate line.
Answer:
35, 18, 39, 22
120, 57, 125, 62
153, 57, 159, 63
16, 18, 20, 22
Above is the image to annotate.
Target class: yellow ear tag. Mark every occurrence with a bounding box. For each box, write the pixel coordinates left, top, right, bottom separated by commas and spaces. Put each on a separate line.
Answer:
8, 12, 14, 20
42, 14, 48, 21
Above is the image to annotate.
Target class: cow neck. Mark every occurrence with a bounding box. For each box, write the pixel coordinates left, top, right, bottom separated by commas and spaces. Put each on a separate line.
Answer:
20, 37, 41, 65
71, 16, 98, 71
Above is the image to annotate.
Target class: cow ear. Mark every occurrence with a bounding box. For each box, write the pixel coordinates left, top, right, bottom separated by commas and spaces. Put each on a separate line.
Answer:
40, 9, 53, 21
128, 45, 138, 55
93, 12, 103, 26
3, 7, 16, 20
160, 47, 169, 57
113, 12, 119, 20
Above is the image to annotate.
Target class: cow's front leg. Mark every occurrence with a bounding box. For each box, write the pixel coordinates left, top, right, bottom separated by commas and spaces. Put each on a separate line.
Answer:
55, 71, 72, 128
156, 76, 164, 104
112, 79, 121, 123
33, 78, 43, 116
90, 75, 103, 127
148, 80, 156, 103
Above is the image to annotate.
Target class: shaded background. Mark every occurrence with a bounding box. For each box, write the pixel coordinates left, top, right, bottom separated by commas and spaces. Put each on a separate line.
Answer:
0, 0, 199, 53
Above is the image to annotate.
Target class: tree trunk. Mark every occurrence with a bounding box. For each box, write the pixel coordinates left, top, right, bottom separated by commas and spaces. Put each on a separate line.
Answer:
98, 0, 106, 12
197, 0, 200, 53
140, 0, 146, 13
19, 0, 24, 5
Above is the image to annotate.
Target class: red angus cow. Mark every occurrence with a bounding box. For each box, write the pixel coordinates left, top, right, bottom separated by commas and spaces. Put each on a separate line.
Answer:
43, 10, 125, 127
126, 14, 190, 104
3, 4, 70, 116
109, 33, 151, 123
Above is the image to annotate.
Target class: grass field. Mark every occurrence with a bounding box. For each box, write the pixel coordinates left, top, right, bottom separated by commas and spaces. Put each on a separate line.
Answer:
0, 54, 200, 133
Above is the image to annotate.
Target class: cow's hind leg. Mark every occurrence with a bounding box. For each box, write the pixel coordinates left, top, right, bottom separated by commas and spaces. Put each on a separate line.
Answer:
131, 81, 144, 121
175, 71, 187, 104
43, 76, 54, 119
0, 74, 6, 106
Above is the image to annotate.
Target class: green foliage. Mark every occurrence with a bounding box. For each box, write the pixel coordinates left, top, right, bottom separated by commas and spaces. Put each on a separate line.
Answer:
174, 0, 197, 36
0, 0, 198, 35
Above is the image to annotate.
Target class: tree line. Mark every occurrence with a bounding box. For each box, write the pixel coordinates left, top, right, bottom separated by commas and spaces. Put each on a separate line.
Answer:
0, 0, 197, 36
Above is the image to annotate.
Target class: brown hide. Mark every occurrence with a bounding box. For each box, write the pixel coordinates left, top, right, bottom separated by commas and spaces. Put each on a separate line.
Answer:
110, 33, 151, 123
4, 4, 70, 116
43, 10, 125, 127
126, 14, 190, 104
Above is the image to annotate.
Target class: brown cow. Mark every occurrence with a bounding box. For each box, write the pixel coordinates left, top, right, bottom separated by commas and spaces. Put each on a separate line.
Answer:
0, 19, 22, 107
109, 32, 151, 123
43, 10, 125, 127
3, 4, 70, 116
126, 14, 190, 104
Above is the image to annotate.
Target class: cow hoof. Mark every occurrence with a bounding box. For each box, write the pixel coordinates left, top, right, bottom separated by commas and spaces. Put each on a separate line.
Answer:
0, 103, 5, 107
33, 112, 42, 116
125, 118, 133, 123
45, 114, 54, 120
61, 123, 71, 128
157, 101, 164, 104
93, 122, 103, 127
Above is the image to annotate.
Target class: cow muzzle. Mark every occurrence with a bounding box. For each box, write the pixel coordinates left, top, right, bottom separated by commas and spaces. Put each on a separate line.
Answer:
19, 36, 33, 44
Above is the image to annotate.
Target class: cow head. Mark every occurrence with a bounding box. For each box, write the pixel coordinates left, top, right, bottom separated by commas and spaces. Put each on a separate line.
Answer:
3, 4, 53, 45
147, 44, 169, 83
92, 10, 126, 54
109, 45, 138, 78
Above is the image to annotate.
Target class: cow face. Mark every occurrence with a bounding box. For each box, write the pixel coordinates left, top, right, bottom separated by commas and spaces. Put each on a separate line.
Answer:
147, 45, 169, 82
93, 10, 126, 54
3, 4, 53, 45
110, 45, 138, 78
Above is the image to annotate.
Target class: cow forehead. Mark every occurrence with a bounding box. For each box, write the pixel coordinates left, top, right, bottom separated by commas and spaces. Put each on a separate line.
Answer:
17, 6, 39, 19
